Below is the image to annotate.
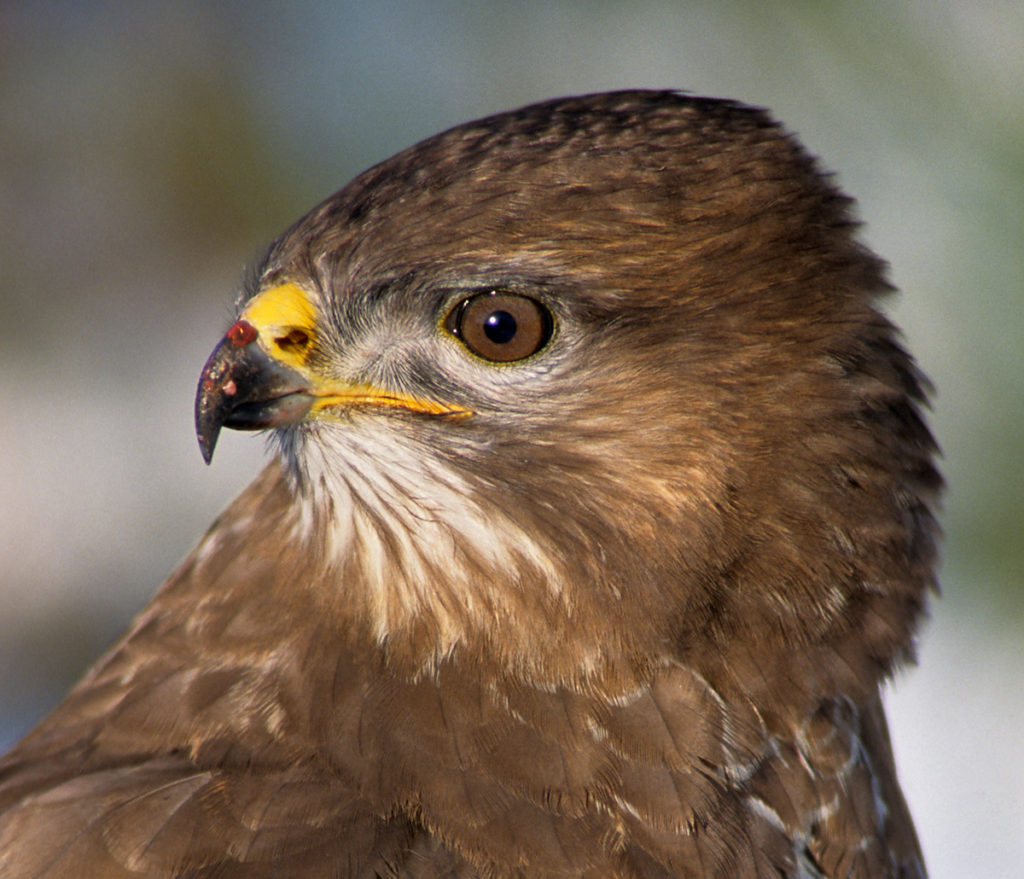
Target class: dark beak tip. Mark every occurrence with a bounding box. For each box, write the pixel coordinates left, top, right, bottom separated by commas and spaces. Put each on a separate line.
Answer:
195, 350, 227, 465
195, 403, 220, 465
197, 429, 218, 465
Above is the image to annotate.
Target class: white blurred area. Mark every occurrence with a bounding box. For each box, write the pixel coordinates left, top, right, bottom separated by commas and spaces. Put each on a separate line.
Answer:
1, 3, 1022, 877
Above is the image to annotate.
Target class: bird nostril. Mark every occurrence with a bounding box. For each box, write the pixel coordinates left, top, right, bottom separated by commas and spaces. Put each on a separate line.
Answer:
275, 328, 311, 351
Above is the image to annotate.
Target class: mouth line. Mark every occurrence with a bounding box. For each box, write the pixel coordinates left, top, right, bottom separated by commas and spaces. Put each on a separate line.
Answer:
310, 388, 473, 419
221, 388, 472, 435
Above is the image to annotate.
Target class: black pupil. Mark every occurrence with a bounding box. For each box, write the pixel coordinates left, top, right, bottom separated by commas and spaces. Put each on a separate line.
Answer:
483, 310, 517, 344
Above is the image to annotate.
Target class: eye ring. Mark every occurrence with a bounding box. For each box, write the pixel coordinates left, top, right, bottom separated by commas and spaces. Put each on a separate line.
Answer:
445, 291, 553, 362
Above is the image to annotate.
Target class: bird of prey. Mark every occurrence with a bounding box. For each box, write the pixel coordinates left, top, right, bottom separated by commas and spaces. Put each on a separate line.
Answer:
0, 90, 940, 878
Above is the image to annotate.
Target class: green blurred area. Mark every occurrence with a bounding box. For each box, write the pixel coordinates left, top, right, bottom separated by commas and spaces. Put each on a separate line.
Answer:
0, 3, 1021, 876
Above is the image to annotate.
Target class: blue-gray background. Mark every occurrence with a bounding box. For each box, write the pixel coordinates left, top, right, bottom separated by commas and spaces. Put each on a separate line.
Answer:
1, 3, 1021, 876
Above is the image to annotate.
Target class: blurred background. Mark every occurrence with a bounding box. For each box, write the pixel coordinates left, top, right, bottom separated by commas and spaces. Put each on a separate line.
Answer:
1, 1, 1021, 874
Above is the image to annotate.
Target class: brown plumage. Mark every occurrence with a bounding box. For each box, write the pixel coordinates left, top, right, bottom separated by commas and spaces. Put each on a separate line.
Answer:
0, 90, 940, 878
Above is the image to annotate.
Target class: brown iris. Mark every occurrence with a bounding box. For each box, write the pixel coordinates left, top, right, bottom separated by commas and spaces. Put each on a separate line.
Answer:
445, 292, 552, 362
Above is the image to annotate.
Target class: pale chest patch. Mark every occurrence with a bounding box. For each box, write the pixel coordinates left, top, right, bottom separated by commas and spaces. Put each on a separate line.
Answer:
276, 420, 564, 652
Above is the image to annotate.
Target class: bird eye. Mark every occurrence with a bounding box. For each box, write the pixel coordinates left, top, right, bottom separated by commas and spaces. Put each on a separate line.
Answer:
445, 292, 553, 362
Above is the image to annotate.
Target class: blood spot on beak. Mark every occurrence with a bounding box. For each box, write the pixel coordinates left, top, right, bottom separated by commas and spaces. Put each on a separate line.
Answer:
227, 320, 258, 347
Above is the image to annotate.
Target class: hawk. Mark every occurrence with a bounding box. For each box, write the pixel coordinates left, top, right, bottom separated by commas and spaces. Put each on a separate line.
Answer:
0, 91, 940, 878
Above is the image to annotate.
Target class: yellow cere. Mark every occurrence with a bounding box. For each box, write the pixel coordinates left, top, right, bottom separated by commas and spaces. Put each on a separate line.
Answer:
241, 282, 319, 370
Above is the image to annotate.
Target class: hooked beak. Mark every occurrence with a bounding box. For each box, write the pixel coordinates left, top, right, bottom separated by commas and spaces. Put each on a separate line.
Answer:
194, 319, 313, 464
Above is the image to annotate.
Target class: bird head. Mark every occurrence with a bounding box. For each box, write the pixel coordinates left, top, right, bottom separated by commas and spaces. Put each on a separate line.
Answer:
194, 91, 939, 693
